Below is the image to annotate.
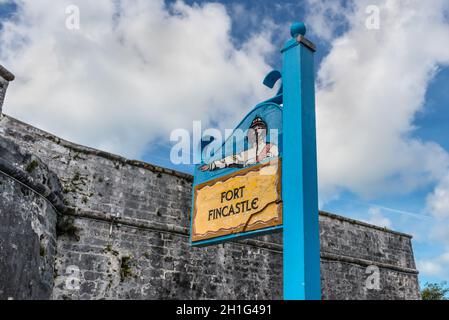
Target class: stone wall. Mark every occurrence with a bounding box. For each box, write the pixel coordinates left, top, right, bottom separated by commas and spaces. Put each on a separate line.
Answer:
319, 213, 420, 299
0, 79, 7, 114
0, 138, 60, 299
0, 114, 420, 300
0, 65, 14, 115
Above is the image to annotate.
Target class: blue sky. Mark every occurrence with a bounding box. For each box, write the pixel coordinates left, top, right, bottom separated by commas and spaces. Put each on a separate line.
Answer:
1, 0, 449, 289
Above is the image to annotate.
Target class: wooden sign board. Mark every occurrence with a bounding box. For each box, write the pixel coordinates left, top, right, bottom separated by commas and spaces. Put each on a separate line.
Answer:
191, 159, 282, 242
190, 103, 283, 246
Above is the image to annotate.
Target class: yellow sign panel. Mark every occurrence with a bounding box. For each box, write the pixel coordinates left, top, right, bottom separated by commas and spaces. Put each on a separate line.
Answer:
192, 159, 282, 242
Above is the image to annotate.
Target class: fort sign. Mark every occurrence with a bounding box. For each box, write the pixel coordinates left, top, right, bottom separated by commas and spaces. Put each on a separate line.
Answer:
192, 160, 282, 242
191, 22, 321, 300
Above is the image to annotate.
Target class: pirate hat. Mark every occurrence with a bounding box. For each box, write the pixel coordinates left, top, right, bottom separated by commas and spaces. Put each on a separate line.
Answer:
250, 116, 267, 129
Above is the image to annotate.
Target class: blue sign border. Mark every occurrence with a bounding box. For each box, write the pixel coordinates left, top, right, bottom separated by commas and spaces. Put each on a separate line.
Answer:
190, 102, 283, 247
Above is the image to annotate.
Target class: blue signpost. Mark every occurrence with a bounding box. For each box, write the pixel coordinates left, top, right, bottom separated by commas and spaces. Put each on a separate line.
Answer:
190, 22, 320, 300
281, 23, 321, 300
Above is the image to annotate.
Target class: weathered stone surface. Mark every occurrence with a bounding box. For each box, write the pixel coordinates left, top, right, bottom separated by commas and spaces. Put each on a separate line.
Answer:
0, 114, 421, 300
0, 64, 14, 115
0, 137, 58, 299
319, 212, 420, 300
0, 80, 8, 115
321, 258, 420, 300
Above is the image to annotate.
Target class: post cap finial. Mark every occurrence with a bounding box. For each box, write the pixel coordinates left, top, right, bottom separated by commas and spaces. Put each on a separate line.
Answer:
290, 22, 306, 38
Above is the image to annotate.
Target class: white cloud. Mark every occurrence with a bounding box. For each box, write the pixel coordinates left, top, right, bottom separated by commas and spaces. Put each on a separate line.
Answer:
2, 0, 449, 206
362, 207, 392, 229
427, 173, 449, 220
0, 0, 275, 158
305, 0, 354, 42
305, 0, 449, 201
421, 173, 449, 277
417, 259, 444, 277
306, 2, 449, 279
417, 251, 449, 277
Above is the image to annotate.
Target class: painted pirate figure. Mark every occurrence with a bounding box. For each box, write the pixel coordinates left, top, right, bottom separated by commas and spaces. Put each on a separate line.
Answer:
200, 117, 279, 171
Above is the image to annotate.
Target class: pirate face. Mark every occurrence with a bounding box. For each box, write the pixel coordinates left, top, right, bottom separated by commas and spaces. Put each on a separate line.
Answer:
248, 117, 267, 146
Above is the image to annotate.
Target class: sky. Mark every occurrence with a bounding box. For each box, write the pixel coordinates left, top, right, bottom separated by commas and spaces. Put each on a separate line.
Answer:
0, 0, 449, 288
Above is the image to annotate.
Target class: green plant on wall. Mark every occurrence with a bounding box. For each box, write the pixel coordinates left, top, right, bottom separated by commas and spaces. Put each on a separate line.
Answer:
25, 159, 39, 173
56, 215, 80, 241
120, 255, 133, 281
